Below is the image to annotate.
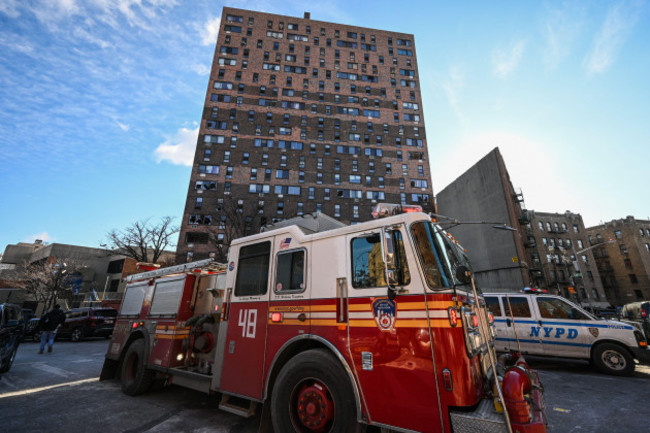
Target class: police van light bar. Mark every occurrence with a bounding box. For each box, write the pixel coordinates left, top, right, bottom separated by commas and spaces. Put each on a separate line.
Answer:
371, 203, 423, 218
522, 287, 548, 294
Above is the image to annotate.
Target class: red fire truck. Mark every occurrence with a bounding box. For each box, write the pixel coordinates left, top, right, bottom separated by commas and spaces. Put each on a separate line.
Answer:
101, 205, 546, 433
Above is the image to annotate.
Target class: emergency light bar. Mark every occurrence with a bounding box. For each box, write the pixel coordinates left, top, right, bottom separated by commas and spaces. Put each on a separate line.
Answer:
371, 203, 423, 218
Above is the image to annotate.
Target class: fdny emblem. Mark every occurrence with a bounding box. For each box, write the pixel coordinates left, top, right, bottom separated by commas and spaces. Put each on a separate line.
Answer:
588, 328, 599, 338
229, 261, 235, 271
373, 299, 397, 331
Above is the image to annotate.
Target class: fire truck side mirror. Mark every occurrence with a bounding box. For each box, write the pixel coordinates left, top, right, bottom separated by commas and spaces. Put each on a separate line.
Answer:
383, 230, 399, 287
455, 265, 472, 284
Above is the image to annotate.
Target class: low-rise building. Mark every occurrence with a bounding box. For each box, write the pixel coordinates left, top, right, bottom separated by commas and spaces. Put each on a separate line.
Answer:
586, 217, 650, 306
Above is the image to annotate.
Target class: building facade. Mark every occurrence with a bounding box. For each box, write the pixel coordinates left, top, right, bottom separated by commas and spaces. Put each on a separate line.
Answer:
586, 217, 650, 306
176, 7, 434, 262
436, 148, 534, 292
528, 211, 608, 309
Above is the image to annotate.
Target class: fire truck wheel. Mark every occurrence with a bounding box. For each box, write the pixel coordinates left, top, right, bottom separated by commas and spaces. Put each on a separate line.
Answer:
120, 339, 154, 395
271, 348, 362, 433
592, 343, 634, 376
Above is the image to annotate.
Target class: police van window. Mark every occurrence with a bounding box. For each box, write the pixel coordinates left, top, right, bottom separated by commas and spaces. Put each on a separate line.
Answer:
484, 297, 502, 317
235, 241, 271, 296
351, 233, 387, 288
503, 297, 531, 318
275, 250, 305, 292
537, 297, 589, 320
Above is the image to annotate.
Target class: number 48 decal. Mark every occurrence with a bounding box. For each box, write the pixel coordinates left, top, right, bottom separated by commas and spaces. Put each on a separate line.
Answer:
238, 309, 257, 338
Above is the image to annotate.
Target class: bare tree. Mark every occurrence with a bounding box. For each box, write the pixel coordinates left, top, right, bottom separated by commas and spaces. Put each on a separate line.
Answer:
15, 258, 87, 310
106, 217, 179, 263
207, 198, 265, 262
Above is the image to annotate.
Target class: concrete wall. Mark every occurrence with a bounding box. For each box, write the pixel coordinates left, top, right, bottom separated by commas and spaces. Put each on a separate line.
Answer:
437, 148, 527, 291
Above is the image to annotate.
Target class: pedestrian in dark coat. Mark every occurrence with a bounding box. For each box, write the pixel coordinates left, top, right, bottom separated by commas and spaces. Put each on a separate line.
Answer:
38, 304, 66, 354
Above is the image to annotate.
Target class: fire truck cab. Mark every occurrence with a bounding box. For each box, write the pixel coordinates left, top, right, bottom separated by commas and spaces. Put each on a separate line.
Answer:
101, 207, 546, 433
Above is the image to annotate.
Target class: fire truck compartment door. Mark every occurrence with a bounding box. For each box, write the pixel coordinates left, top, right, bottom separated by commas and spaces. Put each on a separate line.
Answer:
219, 241, 272, 400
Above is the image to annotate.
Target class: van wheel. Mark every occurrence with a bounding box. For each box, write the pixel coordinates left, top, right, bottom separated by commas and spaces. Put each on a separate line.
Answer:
271, 348, 361, 433
120, 339, 153, 395
71, 327, 84, 342
592, 343, 634, 376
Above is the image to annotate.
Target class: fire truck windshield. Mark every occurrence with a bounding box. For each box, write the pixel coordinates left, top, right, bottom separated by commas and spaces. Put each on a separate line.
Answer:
411, 222, 475, 292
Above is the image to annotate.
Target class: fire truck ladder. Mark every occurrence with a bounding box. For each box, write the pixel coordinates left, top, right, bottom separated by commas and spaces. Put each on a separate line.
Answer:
124, 258, 227, 282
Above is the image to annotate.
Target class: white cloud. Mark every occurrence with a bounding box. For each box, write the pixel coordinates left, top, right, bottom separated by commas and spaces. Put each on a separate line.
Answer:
114, 119, 130, 131
23, 231, 54, 244
542, 3, 585, 68
201, 16, 222, 46
584, 2, 642, 75
0, 0, 21, 18
491, 40, 526, 78
153, 125, 198, 166
190, 63, 211, 76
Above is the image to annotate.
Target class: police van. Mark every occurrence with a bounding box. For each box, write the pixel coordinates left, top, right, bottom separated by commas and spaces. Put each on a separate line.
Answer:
484, 291, 650, 376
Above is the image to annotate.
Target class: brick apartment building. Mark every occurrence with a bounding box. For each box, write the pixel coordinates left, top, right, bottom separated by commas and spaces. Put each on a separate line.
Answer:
177, 7, 434, 262
586, 217, 650, 306
527, 211, 608, 308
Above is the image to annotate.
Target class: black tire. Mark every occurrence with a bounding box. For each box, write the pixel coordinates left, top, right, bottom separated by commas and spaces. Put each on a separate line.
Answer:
120, 339, 154, 395
71, 327, 84, 342
592, 343, 634, 376
271, 348, 361, 433
0, 346, 18, 373
32, 331, 41, 343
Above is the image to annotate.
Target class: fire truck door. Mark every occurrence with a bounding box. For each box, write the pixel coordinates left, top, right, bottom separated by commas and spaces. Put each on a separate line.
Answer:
346, 229, 441, 432
219, 241, 272, 400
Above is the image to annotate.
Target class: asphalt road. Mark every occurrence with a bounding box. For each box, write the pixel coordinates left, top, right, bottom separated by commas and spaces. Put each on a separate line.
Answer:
1, 338, 650, 432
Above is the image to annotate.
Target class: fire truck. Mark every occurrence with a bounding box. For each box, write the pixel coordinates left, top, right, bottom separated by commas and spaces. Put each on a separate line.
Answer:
101, 205, 547, 433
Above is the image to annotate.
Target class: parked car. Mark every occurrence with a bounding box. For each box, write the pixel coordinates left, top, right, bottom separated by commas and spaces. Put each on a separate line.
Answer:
484, 292, 650, 376
58, 307, 117, 342
23, 317, 42, 342
0, 303, 24, 373
620, 301, 650, 340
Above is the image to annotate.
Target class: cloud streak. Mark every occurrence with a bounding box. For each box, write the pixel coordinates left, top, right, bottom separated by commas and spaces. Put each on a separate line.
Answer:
492, 40, 527, 78
585, 1, 643, 74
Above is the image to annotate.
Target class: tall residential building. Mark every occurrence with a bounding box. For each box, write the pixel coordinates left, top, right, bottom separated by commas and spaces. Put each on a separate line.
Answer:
528, 211, 608, 309
177, 7, 434, 263
586, 217, 650, 306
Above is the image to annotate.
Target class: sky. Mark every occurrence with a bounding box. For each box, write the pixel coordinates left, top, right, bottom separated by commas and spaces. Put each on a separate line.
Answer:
1, 0, 649, 254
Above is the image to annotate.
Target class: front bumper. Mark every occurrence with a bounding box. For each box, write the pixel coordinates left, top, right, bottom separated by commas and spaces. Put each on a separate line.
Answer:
632, 346, 650, 364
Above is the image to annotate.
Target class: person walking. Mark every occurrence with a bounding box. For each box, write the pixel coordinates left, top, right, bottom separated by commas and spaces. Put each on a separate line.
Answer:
38, 304, 66, 354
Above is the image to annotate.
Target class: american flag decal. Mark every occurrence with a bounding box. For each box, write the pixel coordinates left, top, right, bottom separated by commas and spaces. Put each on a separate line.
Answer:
279, 238, 292, 249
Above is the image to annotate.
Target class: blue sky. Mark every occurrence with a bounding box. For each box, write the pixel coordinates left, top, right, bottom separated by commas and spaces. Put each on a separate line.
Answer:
1, 0, 648, 254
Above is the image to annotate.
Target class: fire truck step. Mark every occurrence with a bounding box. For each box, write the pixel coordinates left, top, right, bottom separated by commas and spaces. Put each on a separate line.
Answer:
449, 398, 508, 433
219, 394, 258, 418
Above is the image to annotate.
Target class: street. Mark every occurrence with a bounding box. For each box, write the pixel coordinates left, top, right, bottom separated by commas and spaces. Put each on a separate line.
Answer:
1, 339, 650, 432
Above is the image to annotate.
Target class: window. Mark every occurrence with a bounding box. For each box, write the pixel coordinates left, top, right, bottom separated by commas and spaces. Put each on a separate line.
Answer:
351, 233, 386, 288
484, 297, 502, 317
503, 297, 531, 317
536, 297, 589, 320
235, 242, 271, 296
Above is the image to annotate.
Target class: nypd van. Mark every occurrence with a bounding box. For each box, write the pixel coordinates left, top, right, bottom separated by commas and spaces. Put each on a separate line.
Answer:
484, 292, 650, 376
